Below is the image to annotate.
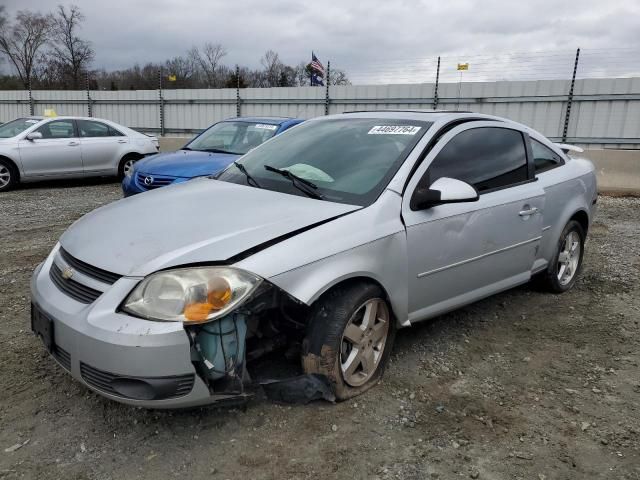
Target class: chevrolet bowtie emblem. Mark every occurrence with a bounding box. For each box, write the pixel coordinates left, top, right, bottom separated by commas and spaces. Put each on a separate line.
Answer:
61, 267, 74, 280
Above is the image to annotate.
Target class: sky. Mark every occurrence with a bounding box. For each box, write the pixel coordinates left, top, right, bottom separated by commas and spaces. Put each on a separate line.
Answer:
2, 0, 640, 83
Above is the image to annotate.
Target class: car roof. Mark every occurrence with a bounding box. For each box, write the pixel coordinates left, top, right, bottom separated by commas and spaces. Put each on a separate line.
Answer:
316, 109, 530, 128
336, 110, 491, 122
23, 115, 116, 122
227, 116, 302, 125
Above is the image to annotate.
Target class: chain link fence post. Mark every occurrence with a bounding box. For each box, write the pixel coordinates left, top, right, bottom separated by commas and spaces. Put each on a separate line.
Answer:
158, 68, 165, 136
562, 48, 580, 142
325, 61, 331, 115
28, 79, 34, 116
433, 56, 440, 110
236, 65, 241, 117
86, 71, 92, 117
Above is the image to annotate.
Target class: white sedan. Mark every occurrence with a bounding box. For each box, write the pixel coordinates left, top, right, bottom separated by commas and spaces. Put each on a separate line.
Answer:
0, 116, 159, 192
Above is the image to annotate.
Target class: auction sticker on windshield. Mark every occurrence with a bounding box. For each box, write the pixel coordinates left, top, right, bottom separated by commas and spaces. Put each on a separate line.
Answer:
368, 125, 421, 135
255, 124, 278, 130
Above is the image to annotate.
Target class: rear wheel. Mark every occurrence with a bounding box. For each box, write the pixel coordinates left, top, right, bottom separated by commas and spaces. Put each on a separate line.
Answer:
538, 220, 585, 293
118, 154, 142, 180
302, 282, 395, 400
0, 158, 18, 192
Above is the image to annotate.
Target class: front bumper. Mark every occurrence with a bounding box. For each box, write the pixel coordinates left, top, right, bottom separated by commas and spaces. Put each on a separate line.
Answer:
121, 174, 146, 197
30, 255, 240, 408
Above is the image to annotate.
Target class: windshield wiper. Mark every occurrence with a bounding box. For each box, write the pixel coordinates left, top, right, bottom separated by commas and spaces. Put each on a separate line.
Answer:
234, 161, 261, 188
181, 146, 192, 151
204, 148, 234, 154
264, 164, 324, 200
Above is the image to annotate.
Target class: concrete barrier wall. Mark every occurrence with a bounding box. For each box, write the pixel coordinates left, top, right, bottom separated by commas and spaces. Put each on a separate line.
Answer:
158, 136, 193, 152
581, 149, 640, 196
158, 138, 640, 196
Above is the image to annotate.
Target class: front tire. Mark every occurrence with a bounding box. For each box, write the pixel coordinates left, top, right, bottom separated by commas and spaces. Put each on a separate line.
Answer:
539, 220, 585, 293
118, 154, 142, 180
0, 159, 18, 192
301, 282, 396, 401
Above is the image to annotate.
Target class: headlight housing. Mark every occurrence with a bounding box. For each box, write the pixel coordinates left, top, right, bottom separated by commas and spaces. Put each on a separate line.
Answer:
122, 267, 262, 324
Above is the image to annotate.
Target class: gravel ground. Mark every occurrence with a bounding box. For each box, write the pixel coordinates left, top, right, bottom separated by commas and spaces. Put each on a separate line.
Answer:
0, 179, 639, 480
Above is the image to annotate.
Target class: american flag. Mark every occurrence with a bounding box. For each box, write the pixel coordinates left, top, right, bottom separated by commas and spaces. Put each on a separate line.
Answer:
310, 52, 325, 76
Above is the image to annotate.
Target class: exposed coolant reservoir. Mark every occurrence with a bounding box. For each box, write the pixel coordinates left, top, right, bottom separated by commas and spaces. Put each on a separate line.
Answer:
192, 314, 247, 383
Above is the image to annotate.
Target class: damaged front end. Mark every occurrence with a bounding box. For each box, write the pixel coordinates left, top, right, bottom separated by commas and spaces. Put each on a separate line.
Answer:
184, 282, 333, 405
121, 265, 334, 406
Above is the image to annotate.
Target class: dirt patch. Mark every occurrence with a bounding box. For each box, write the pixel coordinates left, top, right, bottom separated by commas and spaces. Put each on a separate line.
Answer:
1, 181, 639, 479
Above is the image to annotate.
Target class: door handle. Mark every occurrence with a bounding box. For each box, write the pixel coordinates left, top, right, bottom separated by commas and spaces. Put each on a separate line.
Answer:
68, 141, 79, 146
519, 207, 539, 217
117, 139, 127, 144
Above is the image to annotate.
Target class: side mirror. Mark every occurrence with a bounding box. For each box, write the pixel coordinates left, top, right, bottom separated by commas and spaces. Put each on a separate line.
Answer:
411, 177, 479, 210
26, 131, 43, 141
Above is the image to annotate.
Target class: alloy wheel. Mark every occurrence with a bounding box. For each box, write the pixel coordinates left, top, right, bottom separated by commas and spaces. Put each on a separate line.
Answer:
557, 230, 581, 286
0, 165, 11, 189
340, 298, 390, 387
123, 159, 136, 177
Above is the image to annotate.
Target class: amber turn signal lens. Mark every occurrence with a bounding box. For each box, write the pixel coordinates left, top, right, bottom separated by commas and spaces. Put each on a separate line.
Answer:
184, 302, 213, 322
183, 279, 233, 323
207, 281, 232, 309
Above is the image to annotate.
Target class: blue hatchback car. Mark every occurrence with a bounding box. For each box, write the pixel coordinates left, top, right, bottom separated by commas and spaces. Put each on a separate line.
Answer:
122, 117, 303, 196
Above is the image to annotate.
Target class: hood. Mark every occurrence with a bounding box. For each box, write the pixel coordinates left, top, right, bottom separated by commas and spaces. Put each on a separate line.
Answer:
60, 180, 360, 277
135, 150, 239, 178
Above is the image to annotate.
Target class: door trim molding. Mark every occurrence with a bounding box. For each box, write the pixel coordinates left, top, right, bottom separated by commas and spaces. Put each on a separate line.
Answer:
417, 235, 542, 278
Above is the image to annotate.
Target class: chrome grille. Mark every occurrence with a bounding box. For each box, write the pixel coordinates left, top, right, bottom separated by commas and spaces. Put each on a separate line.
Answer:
136, 172, 176, 190
59, 247, 121, 285
49, 262, 102, 304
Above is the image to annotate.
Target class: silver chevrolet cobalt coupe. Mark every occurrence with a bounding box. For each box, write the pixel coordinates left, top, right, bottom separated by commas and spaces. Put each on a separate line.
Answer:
31, 111, 597, 407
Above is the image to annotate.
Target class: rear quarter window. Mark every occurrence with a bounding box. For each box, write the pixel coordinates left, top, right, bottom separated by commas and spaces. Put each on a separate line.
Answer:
531, 138, 564, 173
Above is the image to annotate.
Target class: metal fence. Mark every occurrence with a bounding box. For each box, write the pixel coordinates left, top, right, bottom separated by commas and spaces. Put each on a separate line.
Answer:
1, 76, 640, 149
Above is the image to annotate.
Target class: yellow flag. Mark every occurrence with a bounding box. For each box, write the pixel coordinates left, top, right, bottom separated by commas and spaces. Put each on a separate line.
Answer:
168, 74, 177, 82
457, 63, 469, 71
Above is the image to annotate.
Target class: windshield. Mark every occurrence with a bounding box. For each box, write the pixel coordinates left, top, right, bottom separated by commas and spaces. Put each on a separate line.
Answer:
216, 118, 431, 206
0, 118, 42, 138
186, 121, 279, 155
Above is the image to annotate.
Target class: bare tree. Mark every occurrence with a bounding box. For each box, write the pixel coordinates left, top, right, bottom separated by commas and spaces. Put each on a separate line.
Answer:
0, 10, 53, 88
329, 69, 350, 86
295, 61, 310, 86
0, 7, 5, 70
51, 4, 94, 88
189, 43, 227, 88
261, 50, 284, 87
164, 55, 197, 88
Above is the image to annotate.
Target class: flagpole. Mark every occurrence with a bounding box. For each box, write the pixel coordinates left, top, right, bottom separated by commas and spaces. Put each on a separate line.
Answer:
457, 70, 462, 111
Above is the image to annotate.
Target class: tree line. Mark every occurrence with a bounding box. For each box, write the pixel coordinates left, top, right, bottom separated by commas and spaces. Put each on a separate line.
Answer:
0, 5, 350, 91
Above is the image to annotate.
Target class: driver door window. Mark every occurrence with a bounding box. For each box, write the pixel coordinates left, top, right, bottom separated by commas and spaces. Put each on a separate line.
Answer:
36, 120, 76, 139
428, 127, 529, 192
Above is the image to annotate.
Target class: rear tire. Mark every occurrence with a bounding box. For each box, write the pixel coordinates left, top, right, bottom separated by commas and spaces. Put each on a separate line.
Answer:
301, 282, 396, 401
0, 158, 18, 192
118, 154, 142, 180
537, 220, 585, 293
